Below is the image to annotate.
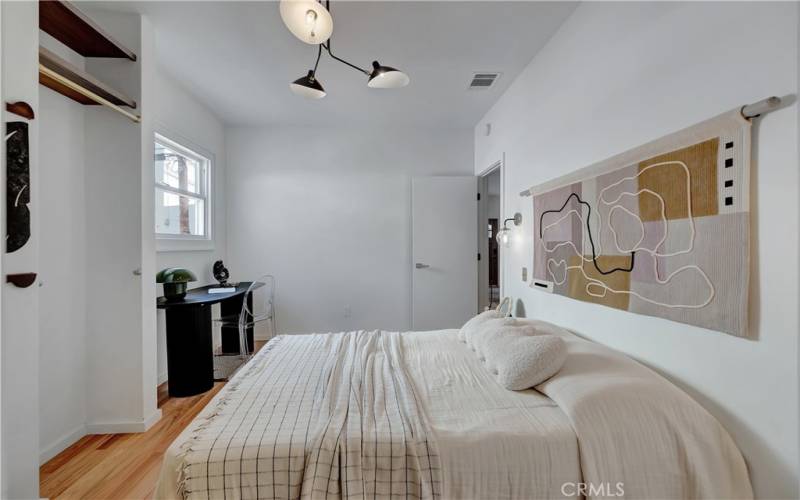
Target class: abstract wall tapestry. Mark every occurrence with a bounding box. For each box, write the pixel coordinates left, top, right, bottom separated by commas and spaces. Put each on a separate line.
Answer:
527, 110, 751, 337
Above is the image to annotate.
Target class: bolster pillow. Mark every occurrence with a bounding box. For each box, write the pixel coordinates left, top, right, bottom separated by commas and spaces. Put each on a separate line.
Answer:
458, 309, 502, 343
484, 334, 567, 390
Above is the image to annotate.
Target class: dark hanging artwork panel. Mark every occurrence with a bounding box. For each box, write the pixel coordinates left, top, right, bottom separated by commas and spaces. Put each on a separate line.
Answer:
6, 121, 31, 253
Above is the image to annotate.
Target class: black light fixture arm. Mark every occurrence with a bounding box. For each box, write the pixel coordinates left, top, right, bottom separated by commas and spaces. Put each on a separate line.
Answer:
320, 0, 370, 76
322, 40, 370, 76
312, 44, 322, 76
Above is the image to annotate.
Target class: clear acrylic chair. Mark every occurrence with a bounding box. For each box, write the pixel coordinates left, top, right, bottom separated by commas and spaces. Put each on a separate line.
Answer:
213, 275, 276, 378
237, 275, 277, 359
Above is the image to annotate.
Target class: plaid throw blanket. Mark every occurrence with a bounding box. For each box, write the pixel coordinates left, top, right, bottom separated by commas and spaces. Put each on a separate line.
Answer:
177, 331, 441, 500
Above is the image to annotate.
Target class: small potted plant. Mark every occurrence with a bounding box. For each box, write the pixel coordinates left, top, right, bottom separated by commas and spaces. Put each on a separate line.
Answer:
156, 267, 197, 301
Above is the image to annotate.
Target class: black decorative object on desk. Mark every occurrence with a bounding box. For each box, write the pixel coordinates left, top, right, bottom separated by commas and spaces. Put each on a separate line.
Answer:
213, 260, 230, 286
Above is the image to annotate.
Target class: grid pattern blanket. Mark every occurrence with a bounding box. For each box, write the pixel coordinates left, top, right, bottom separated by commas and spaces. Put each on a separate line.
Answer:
173, 331, 440, 500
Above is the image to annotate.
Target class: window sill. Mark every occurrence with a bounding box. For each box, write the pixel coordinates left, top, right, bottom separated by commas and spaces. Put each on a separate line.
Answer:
156, 237, 215, 253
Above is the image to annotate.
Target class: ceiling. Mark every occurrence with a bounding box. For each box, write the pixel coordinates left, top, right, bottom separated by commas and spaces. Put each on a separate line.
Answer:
94, 1, 577, 128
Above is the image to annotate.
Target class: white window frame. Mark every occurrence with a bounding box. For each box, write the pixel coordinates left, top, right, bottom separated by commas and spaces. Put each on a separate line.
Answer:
154, 131, 214, 252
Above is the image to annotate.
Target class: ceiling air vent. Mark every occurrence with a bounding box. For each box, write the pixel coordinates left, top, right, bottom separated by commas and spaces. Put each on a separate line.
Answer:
469, 72, 501, 90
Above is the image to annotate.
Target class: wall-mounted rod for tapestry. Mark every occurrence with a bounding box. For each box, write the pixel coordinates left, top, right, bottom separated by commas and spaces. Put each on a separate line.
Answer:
741, 96, 781, 119
39, 64, 141, 123
518, 96, 784, 198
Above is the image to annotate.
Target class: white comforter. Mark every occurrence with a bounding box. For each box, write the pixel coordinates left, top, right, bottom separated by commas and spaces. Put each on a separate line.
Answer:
534, 321, 753, 499
156, 325, 752, 500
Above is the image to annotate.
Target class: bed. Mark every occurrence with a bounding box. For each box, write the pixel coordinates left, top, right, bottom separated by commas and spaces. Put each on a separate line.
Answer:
156, 321, 752, 499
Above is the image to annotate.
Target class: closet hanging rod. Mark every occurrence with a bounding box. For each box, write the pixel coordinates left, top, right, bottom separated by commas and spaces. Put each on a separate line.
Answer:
39, 64, 141, 123
518, 96, 783, 197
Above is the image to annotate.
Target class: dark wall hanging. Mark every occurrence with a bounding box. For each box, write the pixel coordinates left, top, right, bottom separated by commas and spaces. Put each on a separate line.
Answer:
6, 121, 31, 253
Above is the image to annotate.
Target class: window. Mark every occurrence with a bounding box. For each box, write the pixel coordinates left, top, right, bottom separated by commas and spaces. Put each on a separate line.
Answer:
154, 134, 210, 240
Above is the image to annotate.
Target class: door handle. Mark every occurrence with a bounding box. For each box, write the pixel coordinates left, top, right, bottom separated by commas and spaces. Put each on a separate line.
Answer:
415, 263, 430, 269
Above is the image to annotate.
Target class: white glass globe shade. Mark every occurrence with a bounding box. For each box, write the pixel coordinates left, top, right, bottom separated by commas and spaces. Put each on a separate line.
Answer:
280, 0, 333, 45
496, 228, 511, 247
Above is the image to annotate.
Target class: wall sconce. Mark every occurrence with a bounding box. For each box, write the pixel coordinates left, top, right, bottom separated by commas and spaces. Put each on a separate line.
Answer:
496, 212, 522, 248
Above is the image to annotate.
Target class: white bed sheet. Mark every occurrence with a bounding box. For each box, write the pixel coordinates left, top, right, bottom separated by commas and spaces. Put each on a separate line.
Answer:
401, 330, 581, 499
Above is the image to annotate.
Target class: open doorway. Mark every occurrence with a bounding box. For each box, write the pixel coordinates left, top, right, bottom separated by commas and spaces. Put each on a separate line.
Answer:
478, 164, 502, 311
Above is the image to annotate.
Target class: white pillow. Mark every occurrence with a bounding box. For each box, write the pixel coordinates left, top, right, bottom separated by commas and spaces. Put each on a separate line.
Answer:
485, 334, 567, 391
467, 316, 518, 352
458, 310, 502, 343
471, 322, 533, 366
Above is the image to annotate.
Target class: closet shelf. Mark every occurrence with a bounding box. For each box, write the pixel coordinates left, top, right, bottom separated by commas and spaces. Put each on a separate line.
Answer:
39, 47, 137, 108
40, 0, 137, 61
39, 47, 141, 123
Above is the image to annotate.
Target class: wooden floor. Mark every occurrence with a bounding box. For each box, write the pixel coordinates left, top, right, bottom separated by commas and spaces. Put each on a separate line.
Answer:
40, 342, 265, 499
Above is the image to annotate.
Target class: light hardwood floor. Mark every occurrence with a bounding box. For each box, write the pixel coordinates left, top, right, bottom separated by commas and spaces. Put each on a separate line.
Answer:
40, 342, 265, 499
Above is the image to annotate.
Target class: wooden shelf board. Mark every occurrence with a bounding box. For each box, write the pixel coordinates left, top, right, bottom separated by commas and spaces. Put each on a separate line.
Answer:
40, 0, 137, 61
39, 46, 137, 109
39, 72, 96, 105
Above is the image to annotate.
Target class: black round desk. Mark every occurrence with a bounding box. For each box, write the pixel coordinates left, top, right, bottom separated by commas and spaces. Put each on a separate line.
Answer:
157, 282, 254, 397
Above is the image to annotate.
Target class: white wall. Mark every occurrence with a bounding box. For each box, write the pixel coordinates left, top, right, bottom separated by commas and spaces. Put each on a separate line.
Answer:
474, 2, 798, 498
1, 1, 40, 495
38, 34, 88, 464
152, 69, 227, 384
226, 125, 472, 334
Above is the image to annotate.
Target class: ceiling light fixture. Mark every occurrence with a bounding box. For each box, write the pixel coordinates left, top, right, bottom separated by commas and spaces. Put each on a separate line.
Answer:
280, 0, 409, 99
279, 0, 333, 45
290, 70, 326, 99
289, 46, 327, 98
367, 61, 410, 89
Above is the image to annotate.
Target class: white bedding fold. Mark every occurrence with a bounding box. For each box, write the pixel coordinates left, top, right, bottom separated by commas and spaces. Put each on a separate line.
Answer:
535, 323, 753, 499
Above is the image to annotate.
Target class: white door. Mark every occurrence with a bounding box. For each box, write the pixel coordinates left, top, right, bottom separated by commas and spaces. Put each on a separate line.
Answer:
412, 176, 477, 330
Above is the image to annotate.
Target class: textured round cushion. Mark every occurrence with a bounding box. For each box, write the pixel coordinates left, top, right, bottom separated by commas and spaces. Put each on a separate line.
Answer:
458, 309, 502, 343
467, 316, 518, 352
485, 334, 567, 391
472, 322, 533, 369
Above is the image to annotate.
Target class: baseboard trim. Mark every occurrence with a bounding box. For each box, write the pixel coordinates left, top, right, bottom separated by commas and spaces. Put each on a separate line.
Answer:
143, 408, 162, 431
86, 409, 162, 435
40, 424, 88, 464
